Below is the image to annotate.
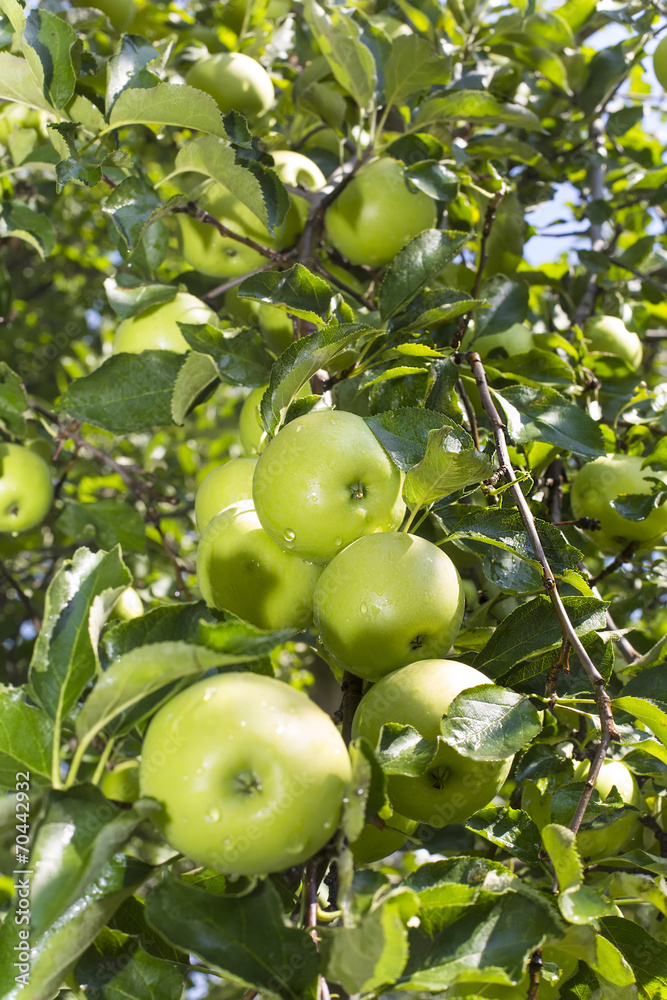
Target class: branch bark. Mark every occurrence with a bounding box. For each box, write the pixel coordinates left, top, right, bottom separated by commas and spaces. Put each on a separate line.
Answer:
461, 351, 619, 837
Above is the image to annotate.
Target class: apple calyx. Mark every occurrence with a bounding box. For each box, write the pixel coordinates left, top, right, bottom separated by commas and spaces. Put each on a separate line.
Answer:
349, 481, 367, 499
234, 771, 263, 795
428, 765, 451, 790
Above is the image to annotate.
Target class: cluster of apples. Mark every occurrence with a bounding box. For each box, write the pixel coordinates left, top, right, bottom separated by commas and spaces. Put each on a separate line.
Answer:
180, 401, 513, 868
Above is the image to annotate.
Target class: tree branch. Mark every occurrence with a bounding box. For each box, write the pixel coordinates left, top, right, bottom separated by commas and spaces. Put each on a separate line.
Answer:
451, 189, 503, 351
0, 559, 41, 634
461, 351, 619, 839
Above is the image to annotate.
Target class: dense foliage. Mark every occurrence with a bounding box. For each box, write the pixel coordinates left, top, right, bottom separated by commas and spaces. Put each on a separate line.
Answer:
2, 0, 667, 997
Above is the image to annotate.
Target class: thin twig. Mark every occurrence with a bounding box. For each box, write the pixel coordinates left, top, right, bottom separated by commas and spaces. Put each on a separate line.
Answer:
457, 377, 480, 449
0, 559, 41, 634
312, 260, 375, 310
148, 509, 192, 601
340, 671, 364, 746
461, 351, 619, 839
203, 261, 280, 300
589, 542, 638, 587
451, 189, 503, 351
527, 949, 542, 1000
174, 202, 276, 258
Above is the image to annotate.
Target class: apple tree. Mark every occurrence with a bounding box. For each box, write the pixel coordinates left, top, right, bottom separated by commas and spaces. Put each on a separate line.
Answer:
2, 0, 667, 997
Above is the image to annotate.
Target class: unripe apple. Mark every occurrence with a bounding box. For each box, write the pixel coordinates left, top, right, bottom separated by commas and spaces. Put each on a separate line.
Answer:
583, 315, 642, 376
572, 759, 642, 859
111, 587, 143, 621
324, 157, 437, 267
196, 500, 322, 630
654, 36, 667, 91
100, 760, 141, 802
313, 533, 464, 680
470, 323, 535, 359
195, 457, 257, 532
0, 443, 53, 533
140, 671, 351, 874
72, 0, 136, 30
186, 52, 274, 120
252, 409, 406, 563
239, 385, 268, 455
352, 659, 511, 826
178, 151, 324, 279
570, 454, 667, 553
350, 812, 417, 865
113, 292, 217, 354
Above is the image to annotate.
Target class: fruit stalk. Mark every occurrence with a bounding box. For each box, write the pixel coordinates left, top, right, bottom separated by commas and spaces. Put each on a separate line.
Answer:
461, 350, 619, 843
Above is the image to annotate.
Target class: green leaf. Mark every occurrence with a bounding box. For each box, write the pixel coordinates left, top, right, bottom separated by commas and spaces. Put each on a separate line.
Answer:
403, 421, 493, 511
260, 322, 370, 435
376, 723, 438, 776
0, 362, 28, 438
439, 685, 543, 761
365, 407, 453, 471
492, 384, 606, 460
541, 823, 583, 892
611, 490, 665, 521
474, 595, 609, 678
383, 34, 451, 106
171, 134, 287, 232
108, 84, 236, 140
322, 897, 409, 993
0, 853, 155, 1000
613, 696, 667, 748
179, 325, 273, 388
102, 176, 163, 251
170, 350, 220, 424
0, 200, 56, 258
103, 275, 177, 319
465, 805, 543, 865
0, 51, 53, 111
28, 785, 159, 938
305, 0, 377, 112
24, 8, 78, 110
29, 546, 131, 720
474, 276, 528, 338
145, 877, 319, 1000
74, 927, 185, 1000
379, 230, 469, 321
598, 850, 667, 877
75, 641, 266, 743
486, 348, 576, 387
400, 883, 561, 990
57, 500, 146, 554
390, 289, 482, 336
0, 685, 53, 791
405, 160, 459, 202
406, 856, 510, 935
559, 884, 618, 925
601, 916, 667, 997
198, 616, 295, 658
444, 506, 582, 577
106, 33, 159, 112
58, 352, 186, 433
239, 264, 334, 324
416, 90, 544, 132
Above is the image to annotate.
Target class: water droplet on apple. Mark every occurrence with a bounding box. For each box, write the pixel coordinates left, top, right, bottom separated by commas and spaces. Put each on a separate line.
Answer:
334, 536, 343, 547
205, 808, 220, 823
283, 529, 296, 547
360, 602, 368, 615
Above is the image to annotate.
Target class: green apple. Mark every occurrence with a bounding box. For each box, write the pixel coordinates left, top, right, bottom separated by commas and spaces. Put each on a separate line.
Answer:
100, 760, 141, 803
324, 157, 437, 267
72, 0, 135, 30
113, 292, 217, 354
253, 409, 405, 563
350, 812, 417, 865
195, 457, 257, 532
654, 36, 667, 91
352, 659, 511, 827
111, 587, 143, 621
196, 500, 322, 630
583, 314, 643, 376
178, 152, 323, 279
258, 303, 294, 355
186, 52, 274, 120
239, 385, 269, 454
572, 759, 642, 860
570, 454, 667, 553
140, 671, 351, 874
313, 534, 464, 680
225, 286, 261, 327
470, 323, 535, 359
0, 443, 53, 533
